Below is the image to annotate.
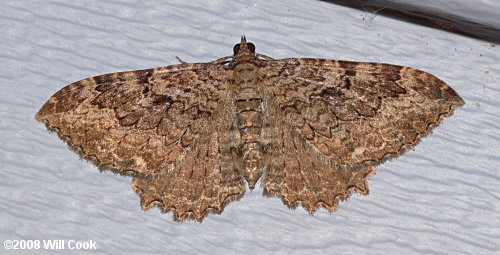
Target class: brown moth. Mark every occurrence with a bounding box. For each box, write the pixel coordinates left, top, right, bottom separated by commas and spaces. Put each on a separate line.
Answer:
35, 36, 464, 222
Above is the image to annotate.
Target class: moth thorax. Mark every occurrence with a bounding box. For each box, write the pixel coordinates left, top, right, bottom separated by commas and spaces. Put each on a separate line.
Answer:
233, 63, 261, 85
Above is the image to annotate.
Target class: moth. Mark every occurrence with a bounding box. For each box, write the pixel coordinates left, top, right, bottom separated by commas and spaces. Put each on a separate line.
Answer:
36, 36, 464, 221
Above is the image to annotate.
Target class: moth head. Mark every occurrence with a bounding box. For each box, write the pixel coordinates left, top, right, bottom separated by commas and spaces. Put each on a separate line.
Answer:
233, 35, 256, 56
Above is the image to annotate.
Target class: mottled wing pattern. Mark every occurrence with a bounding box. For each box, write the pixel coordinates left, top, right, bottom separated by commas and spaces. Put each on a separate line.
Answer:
263, 111, 376, 212
36, 37, 465, 221
262, 58, 464, 212
265, 58, 464, 168
36, 62, 248, 221
131, 98, 246, 221
35, 63, 229, 177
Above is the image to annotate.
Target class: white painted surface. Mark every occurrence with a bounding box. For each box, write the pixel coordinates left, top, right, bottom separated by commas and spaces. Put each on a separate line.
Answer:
1, 1, 498, 254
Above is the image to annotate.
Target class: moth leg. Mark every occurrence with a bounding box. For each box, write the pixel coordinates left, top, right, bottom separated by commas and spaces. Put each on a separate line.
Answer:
208, 56, 234, 65
175, 56, 188, 64
257, 54, 275, 61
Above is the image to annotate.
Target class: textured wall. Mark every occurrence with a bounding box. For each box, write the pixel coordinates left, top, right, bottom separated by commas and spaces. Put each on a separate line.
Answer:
1, 1, 498, 254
